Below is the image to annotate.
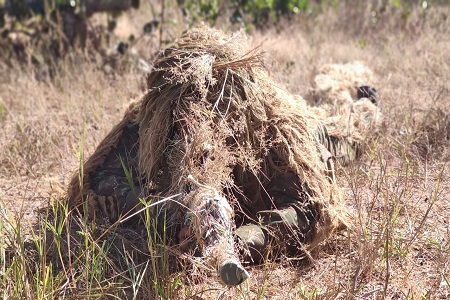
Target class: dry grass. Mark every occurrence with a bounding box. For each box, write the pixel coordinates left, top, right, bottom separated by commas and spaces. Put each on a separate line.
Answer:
0, 3, 449, 299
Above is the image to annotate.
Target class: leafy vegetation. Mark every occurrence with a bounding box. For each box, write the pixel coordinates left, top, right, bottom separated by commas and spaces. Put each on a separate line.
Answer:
176, 0, 449, 27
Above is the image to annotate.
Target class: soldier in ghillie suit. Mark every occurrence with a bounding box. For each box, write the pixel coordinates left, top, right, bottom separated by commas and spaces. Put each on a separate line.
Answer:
67, 27, 381, 286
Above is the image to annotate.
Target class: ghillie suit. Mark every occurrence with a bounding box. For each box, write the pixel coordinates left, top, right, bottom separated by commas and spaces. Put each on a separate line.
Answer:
309, 62, 375, 108
67, 27, 381, 286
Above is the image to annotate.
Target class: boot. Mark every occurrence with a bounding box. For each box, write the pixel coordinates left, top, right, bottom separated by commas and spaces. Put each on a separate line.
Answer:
357, 85, 378, 105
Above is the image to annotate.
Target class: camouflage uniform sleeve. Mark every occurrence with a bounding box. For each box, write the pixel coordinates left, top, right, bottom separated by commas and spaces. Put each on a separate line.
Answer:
315, 86, 381, 167
314, 122, 360, 167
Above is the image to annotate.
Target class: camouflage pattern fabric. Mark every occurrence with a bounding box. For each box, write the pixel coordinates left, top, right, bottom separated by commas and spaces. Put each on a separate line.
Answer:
88, 122, 145, 223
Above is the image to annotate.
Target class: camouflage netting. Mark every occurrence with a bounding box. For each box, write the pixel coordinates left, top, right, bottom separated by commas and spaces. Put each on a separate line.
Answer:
67, 26, 362, 277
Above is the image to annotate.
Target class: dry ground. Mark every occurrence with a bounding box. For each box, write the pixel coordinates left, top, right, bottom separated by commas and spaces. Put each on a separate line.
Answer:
0, 3, 449, 299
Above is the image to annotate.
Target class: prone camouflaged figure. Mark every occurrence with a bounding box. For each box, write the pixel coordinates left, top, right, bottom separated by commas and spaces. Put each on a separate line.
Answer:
67, 27, 381, 286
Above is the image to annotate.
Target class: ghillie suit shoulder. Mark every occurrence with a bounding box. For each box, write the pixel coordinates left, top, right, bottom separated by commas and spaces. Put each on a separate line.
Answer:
67, 101, 142, 221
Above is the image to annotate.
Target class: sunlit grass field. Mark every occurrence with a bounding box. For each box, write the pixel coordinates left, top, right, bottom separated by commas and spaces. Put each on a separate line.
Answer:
0, 3, 449, 299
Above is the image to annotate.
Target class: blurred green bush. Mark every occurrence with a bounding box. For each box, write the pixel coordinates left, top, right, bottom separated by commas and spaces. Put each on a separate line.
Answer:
176, 0, 449, 27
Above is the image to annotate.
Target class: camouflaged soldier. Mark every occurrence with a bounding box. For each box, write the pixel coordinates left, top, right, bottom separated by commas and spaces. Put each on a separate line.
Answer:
67, 28, 382, 287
